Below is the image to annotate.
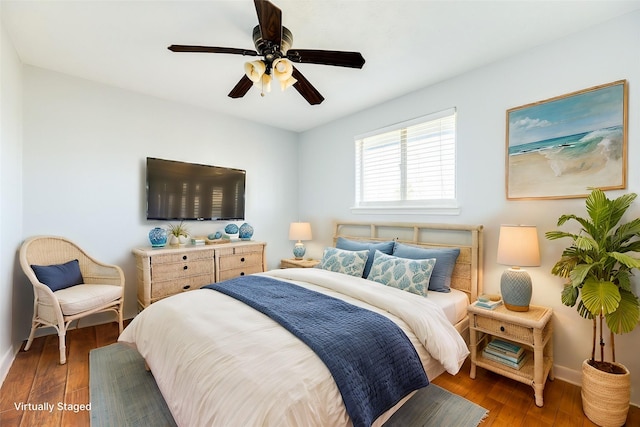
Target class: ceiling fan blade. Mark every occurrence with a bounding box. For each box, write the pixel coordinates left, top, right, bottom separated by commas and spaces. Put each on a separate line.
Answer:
228, 75, 254, 98
254, 0, 282, 48
287, 49, 365, 68
168, 45, 259, 56
291, 67, 324, 105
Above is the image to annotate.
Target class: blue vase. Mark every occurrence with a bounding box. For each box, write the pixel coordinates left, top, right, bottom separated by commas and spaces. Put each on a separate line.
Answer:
148, 227, 167, 247
239, 223, 254, 240
224, 224, 239, 235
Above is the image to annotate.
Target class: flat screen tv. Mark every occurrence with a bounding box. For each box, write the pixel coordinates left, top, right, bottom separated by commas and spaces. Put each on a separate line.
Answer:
146, 157, 246, 221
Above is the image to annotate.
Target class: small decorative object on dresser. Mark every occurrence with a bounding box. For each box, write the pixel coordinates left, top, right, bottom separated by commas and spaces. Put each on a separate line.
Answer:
280, 258, 320, 269
224, 223, 239, 239
289, 222, 312, 259
496, 225, 540, 312
468, 303, 553, 407
238, 223, 254, 240
148, 227, 168, 247
168, 221, 190, 246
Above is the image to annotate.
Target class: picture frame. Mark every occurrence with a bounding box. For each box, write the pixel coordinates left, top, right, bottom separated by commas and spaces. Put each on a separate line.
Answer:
506, 80, 628, 200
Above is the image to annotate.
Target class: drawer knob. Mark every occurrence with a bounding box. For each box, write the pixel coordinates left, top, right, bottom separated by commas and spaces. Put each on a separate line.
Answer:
183, 255, 187, 260
183, 265, 188, 270
500, 326, 505, 332
240, 257, 245, 262
183, 285, 191, 290
240, 272, 245, 276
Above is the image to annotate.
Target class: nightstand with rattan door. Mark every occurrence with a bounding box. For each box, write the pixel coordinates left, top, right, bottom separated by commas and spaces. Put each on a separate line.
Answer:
468, 303, 553, 407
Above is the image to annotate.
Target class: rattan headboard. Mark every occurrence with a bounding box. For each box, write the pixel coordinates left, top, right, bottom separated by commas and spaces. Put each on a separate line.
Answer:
333, 221, 484, 302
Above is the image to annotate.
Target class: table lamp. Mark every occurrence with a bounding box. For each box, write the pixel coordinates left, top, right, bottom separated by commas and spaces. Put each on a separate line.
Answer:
289, 222, 312, 259
497, 225, 540, 312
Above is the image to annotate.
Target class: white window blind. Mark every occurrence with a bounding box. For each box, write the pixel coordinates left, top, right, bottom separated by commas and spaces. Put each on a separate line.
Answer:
355, 108, 457, 209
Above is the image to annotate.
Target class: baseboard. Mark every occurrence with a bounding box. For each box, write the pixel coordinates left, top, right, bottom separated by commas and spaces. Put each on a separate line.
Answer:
0, 343, 19, 389
553, 364, 582, 387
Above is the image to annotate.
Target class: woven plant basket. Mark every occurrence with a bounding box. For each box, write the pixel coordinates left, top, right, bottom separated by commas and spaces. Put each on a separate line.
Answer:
581, 359, 631, 427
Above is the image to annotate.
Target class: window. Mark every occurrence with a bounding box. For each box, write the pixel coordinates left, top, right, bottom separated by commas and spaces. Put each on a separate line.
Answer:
354, 108, 457, 214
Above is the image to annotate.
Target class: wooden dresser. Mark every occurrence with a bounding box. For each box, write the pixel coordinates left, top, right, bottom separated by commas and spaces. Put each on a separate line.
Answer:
133, 241, 266, 310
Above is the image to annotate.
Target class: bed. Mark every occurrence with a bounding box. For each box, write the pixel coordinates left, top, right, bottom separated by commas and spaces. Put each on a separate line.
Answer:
118, 221, 484, 427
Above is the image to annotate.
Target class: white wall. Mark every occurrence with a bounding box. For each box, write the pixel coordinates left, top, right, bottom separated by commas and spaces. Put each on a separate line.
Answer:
298, 10, 640, 405
20, 66, 300, 327
0, 5, 26, 384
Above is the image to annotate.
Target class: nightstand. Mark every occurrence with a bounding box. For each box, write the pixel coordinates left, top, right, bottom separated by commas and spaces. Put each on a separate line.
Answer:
468, 302, 554, 407
280, 258, 320, 268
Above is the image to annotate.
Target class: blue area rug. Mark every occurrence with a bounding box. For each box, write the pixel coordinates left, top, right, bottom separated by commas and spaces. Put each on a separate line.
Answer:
89, 343, 488, 426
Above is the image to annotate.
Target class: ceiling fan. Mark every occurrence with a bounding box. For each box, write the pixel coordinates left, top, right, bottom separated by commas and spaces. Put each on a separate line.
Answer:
168, 0, 365, 105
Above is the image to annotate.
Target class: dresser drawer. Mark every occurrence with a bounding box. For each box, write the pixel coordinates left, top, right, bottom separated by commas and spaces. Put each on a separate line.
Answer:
218, 264, 264, 282
152, 259, 213, 280
218, 252, 263, 271
474, 314, 534, 345
217, 244, 263, 256
150, 274, 214, 301
151, 250, 214, 265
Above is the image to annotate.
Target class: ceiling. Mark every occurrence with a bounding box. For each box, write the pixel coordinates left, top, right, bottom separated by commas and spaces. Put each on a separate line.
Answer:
3, 0, 640, 132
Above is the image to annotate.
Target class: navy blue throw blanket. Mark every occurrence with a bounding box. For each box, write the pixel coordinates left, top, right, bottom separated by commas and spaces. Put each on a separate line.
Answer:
205, 275, 428, 427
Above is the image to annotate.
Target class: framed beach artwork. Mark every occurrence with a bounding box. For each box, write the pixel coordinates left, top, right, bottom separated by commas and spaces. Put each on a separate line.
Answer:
506, 80, 628, 200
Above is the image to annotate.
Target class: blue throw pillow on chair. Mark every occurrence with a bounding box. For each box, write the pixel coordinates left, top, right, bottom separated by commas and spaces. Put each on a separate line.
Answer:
31, 259, 84, 292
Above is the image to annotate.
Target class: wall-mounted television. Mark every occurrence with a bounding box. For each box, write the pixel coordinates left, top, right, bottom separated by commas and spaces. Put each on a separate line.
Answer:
146, 157, 246, 221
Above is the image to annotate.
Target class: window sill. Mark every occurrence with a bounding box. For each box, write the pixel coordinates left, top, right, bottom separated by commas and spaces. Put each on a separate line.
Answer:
350, 204, 460, 216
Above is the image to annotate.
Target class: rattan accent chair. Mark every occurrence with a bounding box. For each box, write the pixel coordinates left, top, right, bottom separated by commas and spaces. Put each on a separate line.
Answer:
19, 236, 124, 364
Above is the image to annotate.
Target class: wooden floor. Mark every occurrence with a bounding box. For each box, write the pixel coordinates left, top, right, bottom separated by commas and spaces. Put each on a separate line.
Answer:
1, 322, 639, 427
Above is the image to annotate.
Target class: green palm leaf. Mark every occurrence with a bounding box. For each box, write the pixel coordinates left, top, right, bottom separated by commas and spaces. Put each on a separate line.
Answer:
561, 284, 578, 307
605, 289, 640, 334
585, 188, 609, 230
569, 264, 593, 287
610, 251, 640, 269
581, 278, 620, 316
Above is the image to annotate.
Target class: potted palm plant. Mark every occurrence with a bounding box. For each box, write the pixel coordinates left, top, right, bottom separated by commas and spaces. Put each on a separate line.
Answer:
546, 188, 640, 426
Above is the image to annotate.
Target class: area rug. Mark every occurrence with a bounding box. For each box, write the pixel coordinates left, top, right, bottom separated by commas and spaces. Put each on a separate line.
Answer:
89, 343, 176, 427
90, 343, 487, 427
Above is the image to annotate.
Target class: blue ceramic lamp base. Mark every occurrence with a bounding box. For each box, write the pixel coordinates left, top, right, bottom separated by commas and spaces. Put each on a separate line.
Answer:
500, 267, 532, 312
293, 242, 306, 260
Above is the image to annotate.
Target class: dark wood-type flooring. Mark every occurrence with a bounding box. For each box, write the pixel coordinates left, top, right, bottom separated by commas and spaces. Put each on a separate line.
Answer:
1, 321, 638, 426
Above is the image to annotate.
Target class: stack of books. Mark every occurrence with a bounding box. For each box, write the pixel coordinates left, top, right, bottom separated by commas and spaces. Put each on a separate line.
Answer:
475, 296, 503, 310
482, 338, 526, 370
190, 237, 206, 246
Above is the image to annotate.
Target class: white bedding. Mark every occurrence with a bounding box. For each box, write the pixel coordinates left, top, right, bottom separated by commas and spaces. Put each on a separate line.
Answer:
118, 268, 469, 427
427, 288, 470, 325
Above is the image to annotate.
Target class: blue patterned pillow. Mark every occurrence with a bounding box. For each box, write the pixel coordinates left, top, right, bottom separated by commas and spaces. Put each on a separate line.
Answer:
367, 251, 436, 296
392, 243, 460, 293
316, 247, 369, 277
336, 237, 395, 278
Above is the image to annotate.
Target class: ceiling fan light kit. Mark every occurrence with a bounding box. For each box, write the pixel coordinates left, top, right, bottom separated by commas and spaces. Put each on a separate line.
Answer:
168, 0, 365, 105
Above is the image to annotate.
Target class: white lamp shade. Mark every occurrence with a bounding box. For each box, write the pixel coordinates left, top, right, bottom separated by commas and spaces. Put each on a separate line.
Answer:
244, 60, 266, 83
289, 222, 312, 241
497, 225, 540, 267
272, 58, 297, 90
